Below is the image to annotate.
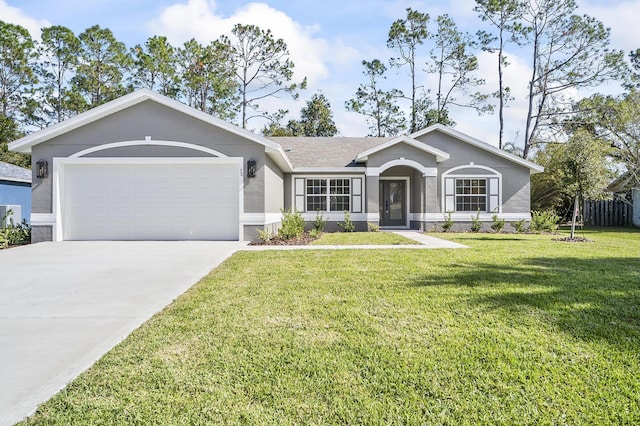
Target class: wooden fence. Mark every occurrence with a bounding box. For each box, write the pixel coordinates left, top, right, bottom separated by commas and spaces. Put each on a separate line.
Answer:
582, 199, 633, 227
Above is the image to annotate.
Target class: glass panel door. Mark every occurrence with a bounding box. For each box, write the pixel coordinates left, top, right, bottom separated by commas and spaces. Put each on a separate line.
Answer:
379, 180, 406, 227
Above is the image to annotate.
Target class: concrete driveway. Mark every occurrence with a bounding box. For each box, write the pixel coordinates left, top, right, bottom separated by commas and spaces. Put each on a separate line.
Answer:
0, 241, 244, 426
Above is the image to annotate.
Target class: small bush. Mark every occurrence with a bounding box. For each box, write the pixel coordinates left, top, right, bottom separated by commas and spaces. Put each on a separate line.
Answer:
278, 209, 305, 239
441, 211, 453, 232
491, 214, 505, 233
256, 228, 273, 242
0, 211, 31, 249
367, 222, 380, 232
338, 211, 355, 232
313, 210, 326, 232
470, 209, 482, 232
530, 210, 560, 233
309, 228, 322, 239
511, 219, 527, 233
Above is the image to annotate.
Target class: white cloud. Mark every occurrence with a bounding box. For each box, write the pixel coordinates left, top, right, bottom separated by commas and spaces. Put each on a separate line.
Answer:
148, 0, 346, 86
0, 0, 50, 39
578, 0, 640, 53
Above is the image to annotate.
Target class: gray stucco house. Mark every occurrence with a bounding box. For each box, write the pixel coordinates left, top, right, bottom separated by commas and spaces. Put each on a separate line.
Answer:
9, 89, 543, 243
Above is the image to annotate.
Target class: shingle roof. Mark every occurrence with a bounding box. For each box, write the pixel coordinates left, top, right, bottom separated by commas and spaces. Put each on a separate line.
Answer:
269, 137, 393, 168
0, 162, 31, 184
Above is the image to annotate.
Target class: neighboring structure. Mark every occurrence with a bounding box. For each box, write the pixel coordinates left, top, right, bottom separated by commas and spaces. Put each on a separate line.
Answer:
9, 89, 543, 243
607, 168, 640, 227
0, 161, 32, 225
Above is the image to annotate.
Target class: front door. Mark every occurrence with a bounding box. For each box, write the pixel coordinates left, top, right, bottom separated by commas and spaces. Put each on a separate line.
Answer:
379, 180, 406, 227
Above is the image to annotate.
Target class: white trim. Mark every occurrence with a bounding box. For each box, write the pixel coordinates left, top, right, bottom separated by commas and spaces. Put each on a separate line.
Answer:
410, 124, 544, 174
292, 167, 367, 173
367, 159, 437, 177
441, 165, 503, 214
379, 176, 410, 228
70, 140, 228, 158
52, 156, 243, 241
411, 212, 531, 222
301, 212, 368, 221
356, 135, 450, 162
240, 213, 282, 225
8, 88, 294, 172
289, 174, 366, 214
31, 213, 56, 225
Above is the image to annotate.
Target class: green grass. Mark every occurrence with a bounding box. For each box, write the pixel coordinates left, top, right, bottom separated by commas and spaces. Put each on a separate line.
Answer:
311, 231, 421, 245
22, 229, 640, 425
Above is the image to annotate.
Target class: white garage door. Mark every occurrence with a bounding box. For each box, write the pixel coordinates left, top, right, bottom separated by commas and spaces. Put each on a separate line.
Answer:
60, 159, 240, 240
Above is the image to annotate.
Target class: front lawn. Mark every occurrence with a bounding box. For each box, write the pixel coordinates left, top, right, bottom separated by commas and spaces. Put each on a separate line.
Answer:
311, 231, 421, 245
23, 229, 640, 424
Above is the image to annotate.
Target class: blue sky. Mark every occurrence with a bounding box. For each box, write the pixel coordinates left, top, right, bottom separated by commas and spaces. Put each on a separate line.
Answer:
2, 0, 639, 145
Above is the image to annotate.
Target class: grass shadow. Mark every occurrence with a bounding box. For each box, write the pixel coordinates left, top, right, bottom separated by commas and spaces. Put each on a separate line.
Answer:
413, 256, 640, 349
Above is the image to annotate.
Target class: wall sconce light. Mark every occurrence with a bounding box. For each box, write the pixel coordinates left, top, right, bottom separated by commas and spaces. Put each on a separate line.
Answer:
247, 160, 257, 178
36, 160, 48, 178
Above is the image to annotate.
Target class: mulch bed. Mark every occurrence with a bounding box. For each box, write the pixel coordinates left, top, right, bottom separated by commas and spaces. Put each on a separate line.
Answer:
249, 232, 318, 246
552, 236, 593, 243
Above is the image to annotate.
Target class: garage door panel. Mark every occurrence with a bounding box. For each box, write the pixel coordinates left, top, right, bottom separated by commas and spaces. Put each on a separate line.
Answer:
61, 161, 240, 241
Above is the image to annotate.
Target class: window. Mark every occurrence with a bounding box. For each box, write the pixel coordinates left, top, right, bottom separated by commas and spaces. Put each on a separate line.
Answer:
306, 179, 327, 211
304, 178, 351, 212
455, 179, 486, 211
329, 179, 350, 211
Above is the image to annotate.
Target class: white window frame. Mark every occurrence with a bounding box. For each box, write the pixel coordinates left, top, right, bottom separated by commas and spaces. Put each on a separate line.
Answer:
454, 178, 488, 212
292, 175, 364, 217
442, 165, 501, 215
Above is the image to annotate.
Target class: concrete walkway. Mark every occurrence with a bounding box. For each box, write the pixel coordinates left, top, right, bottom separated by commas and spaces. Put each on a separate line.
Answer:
242, 230, 467, 250
0, 241, 244, 426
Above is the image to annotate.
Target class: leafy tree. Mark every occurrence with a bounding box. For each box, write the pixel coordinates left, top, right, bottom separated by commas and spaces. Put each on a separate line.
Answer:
229, 24, 306, 128
520, 0, 624, 159
573, 90, 640, 188
425, 14, 490, 127
346, 59, 406, 137
0, 21, 37, 121
70, 25, 132, 112
298, 93, 338, 136
387, 8, 429, 132
475, 0, 526, 149
262, 93, 338, 137
177, 38, 238, 121
131, 36, 179, 97
0, 114, 29, 167
531, 132, 612, 217
37, 25, 80, 124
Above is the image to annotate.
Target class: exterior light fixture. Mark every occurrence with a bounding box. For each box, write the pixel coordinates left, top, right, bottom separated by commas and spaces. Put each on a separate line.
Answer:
247, 160, 257, 178
36, 160, 48, 178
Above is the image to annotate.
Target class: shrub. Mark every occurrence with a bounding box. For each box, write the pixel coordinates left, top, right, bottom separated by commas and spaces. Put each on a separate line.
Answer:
441, 211, 453, 232
491, 214, 505, 233
256, 227, 273, 243
470, 209, 482, 232
530, 210, 560, 233
367, 222, 380, 232
511, 219, 527, 233
278, 209, 305, 239
0, 210, 31, 249
338, 211, 355, 232
312, 210, 326, 232
309, 228, 322, 239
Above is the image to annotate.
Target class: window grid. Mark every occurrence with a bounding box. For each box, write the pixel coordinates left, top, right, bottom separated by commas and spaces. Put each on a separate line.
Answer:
330, 179, 350, 211
455, 179, 487, 211
304, 178, 351, 212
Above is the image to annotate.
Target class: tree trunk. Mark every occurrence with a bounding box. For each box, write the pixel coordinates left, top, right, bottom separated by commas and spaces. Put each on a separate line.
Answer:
570, 193, 579, 239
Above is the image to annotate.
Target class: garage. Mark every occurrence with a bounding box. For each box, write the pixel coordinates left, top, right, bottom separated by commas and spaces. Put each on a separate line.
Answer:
56, 157, 242, 241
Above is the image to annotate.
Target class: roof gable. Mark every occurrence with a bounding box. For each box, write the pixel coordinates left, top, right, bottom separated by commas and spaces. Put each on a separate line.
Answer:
356, 135, 450, 163
8, 89, 293, 171
411, 124, 544, 173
